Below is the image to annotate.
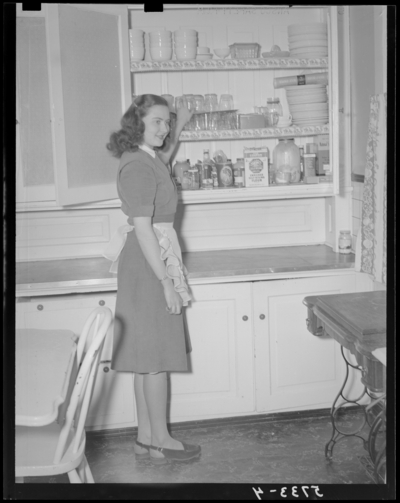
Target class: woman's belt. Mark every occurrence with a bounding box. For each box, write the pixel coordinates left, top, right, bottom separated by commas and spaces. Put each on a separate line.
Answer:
102, 224, 191, 306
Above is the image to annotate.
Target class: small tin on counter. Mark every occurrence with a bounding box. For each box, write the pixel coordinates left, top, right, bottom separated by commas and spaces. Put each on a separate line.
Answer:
216, 161, 234, 187
238, 113, 265, 129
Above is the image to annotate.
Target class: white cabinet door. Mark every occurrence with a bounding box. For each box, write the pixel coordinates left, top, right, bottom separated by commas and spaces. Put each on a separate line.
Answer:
16, 293, 135, 431
167, 282, 255, 422
253, 274, 361, 413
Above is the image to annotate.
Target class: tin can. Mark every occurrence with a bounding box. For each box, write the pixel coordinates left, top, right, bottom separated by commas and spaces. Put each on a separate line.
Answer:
216, 161, 234, 187
303, 153, 316, 177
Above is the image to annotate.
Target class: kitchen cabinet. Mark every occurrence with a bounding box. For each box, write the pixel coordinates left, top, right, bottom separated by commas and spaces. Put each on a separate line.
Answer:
253, 273, 364, 414
16, 270, 362, 430
16, 293, 136, 430
16, 5, 352, 261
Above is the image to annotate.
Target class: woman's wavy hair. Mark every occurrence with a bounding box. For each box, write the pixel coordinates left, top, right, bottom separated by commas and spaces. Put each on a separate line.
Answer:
106, 94, 169, 158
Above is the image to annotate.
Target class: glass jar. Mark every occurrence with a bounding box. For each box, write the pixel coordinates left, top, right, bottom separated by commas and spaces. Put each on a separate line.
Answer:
173, 158, 190, 186
193, 95, 205, 130
272, 138, 301, 184
233, 158, 245, 188
265, 98, 282, 126
338, 230, 352, 254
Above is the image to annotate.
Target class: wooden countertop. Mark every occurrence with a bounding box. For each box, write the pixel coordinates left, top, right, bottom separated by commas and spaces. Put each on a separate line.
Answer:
16, 245, 355, 297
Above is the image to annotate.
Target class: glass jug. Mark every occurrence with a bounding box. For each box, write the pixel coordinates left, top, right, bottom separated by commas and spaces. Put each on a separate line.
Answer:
265, 98, 282, 126
272, 138, 301, 184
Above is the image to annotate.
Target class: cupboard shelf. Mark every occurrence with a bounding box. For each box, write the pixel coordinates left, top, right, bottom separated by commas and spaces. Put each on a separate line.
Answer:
179, 124, 329, 141
178, 183, 333, 204
131, 57, 328, 73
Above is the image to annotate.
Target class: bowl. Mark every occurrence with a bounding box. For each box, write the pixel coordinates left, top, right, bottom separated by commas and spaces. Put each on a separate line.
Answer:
174, 36, 198, 46
197, 47, 210, 54
130, 47, 145, 61
214, 47, 230, 58
196, 54, 213, 61
150, 47, 172, 61
149, 29, 172, 37
174, 29, 197, 38
150, 40, 172, 47
175, 49, 197, 61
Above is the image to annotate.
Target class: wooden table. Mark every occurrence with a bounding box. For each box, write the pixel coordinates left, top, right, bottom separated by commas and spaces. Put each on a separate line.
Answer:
16, 329, 78, 426
303, 291, 386, 483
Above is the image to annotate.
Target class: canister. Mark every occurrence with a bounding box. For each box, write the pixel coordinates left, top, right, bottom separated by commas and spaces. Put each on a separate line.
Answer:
216, 161, 233, 187
338, 230, 352, 254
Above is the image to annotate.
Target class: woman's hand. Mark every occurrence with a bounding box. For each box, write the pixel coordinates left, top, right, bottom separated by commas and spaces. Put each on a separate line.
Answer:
161, 278, 183, 315
175, 105, 194, 129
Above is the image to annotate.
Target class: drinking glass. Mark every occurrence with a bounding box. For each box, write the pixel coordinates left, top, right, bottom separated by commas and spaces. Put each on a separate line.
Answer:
193, 95, 205, 130
183, 94, 196, 130
219, 94, 234, 111
204, 94, 218, 130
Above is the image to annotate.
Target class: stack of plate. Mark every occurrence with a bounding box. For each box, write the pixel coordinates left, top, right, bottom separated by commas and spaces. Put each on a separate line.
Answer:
174, 29, 198, 61
285, 83, 329, 126
288, 23, 328, 59
149, 30, 172, 61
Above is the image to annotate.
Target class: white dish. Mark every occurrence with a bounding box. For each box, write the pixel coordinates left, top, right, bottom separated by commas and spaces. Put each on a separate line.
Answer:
150, 47, 172, 61
289, 41, 328, 50
288, 23, 327, 35
287, 96, 327, 105
289, 103, 328, 112
150, 41, 172, 47
290, 46, 328, 54
214, 47, 231, 58
285, 83, 326, 91
196, 54, 213, 60
174, 29, 198, 38
292, 53, 328, 60
174, 40, 198, 48
288, 34, 328, 43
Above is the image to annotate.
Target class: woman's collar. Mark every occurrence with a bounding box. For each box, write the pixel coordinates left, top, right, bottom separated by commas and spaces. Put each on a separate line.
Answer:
139, 144, 156, 158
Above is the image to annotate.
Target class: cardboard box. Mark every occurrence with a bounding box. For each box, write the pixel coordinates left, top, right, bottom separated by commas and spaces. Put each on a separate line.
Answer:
243, 147, 269, 187
314, 134, 329, 175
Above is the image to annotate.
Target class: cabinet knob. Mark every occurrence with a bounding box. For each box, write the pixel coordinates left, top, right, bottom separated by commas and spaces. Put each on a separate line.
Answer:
242, 315, 248, 321
37, 304, 43, 311
103, 366, 110, 373
259, 314, 265, 320
99, 300, 105, 306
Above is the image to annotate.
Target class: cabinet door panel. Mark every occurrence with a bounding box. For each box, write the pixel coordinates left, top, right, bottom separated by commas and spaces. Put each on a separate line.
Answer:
16, 293, 135, 430
253, 274, 361, 413
167, 282, 255, 422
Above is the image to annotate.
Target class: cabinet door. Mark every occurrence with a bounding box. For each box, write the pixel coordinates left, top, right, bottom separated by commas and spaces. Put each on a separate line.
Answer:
16, 293, 135, 431
44, 4, 131, 206
167, 282, 255, 422
253, 274, 362, 413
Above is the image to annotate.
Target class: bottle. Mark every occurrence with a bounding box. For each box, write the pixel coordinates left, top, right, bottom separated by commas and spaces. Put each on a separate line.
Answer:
233, 158, 245, 188
299, 147, 305, 182
338, 230, 352, 254
211, 166, 218, 187
181, 171, 192, 190
202, 149, 213, 188
188, 167, 199, 190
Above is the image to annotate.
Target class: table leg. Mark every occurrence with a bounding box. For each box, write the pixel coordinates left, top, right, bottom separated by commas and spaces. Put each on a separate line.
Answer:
325, 346, 372, 459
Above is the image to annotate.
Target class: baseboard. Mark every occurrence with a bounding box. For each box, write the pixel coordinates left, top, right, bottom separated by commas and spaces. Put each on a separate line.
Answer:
86, 405, 362, 438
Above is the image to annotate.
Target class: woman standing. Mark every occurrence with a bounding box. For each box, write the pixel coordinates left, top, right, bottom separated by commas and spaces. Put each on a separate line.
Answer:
105, 94, 200, 464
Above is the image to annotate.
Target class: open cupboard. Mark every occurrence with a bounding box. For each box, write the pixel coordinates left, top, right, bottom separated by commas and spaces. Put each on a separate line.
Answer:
16, 4, 352, 260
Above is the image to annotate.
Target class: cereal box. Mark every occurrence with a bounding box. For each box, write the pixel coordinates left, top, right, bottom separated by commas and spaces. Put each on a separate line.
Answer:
243, 147, 269, 187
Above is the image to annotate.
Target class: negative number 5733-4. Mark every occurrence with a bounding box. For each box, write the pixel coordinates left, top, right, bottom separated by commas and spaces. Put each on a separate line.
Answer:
252, 485, 324, 499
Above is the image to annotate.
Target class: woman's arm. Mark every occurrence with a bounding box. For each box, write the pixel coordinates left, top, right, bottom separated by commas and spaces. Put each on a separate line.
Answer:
133, 216, 183, 314
158, 106, 193, 166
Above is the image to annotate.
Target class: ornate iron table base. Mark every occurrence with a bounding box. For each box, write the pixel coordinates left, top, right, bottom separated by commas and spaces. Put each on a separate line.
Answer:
325, 346, 386, 483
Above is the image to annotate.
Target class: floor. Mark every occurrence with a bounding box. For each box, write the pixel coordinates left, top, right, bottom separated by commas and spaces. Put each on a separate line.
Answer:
23, 409, 378, 485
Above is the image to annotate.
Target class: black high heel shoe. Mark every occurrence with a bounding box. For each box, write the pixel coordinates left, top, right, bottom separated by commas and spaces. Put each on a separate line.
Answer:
149, 442, 201, 465
134, 440, 151, 460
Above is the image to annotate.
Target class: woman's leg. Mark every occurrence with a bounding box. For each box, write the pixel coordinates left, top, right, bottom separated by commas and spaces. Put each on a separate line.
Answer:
143, 372, 183, 455
134, 373, 152, 453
